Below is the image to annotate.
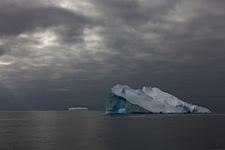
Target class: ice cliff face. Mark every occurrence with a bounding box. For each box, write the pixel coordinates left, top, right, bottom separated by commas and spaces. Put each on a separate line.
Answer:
106, 84, 211, 114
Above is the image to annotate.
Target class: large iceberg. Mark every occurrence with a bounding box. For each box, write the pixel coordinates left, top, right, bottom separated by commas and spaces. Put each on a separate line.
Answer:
106, 84, 211, 114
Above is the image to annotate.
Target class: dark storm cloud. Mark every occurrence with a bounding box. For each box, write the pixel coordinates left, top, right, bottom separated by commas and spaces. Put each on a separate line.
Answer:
0, 0, 92, 44
0, 0, 225, 112
93, 0, 225, 80
0, 45, 6, 55
94, 0, 180, 25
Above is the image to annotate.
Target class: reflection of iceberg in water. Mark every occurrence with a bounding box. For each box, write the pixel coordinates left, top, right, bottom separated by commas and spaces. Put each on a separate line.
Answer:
106, 84, 211, 114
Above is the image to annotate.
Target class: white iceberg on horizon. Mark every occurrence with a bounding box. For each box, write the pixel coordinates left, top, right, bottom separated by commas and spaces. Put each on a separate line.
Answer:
68, 107, 89, 111
106, 84, 211, 114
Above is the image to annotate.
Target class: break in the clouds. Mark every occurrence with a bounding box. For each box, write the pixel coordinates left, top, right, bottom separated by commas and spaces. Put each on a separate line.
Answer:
0, 0, 225, 111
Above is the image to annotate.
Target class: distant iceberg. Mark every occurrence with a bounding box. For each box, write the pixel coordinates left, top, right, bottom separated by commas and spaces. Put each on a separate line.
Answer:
68, 107, 89, 111
106, 84, 211, 114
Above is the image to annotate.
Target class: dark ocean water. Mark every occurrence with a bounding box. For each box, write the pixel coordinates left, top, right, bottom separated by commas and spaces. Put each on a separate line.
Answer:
0, 111, 225, 150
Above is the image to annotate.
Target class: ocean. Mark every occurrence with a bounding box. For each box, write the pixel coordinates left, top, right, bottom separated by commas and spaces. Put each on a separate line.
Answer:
0, 111, 225, 150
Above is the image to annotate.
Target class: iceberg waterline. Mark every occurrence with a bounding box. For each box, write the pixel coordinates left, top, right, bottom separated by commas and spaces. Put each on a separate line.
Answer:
106, 84, 211, 114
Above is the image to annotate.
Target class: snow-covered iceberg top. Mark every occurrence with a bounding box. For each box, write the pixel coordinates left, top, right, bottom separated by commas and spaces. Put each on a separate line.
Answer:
68, 107, 89, 111
106, 84, 211, 114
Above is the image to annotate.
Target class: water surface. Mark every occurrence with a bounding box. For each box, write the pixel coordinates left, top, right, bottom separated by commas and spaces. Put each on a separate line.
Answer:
0, 111, 225, 150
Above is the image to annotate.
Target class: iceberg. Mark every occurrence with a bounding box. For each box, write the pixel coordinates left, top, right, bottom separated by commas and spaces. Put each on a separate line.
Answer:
68, 107, 89, 111
106, 84, 211, 114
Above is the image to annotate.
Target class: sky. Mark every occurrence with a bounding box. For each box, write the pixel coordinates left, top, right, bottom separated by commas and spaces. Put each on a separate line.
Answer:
0, 0, 225, 112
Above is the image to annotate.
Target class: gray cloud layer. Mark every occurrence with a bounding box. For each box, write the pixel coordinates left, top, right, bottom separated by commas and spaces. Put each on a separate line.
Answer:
0, 0, 225, 112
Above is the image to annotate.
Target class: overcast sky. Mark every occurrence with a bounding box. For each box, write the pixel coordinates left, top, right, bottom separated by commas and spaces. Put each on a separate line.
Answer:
0, 0, 225, 112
